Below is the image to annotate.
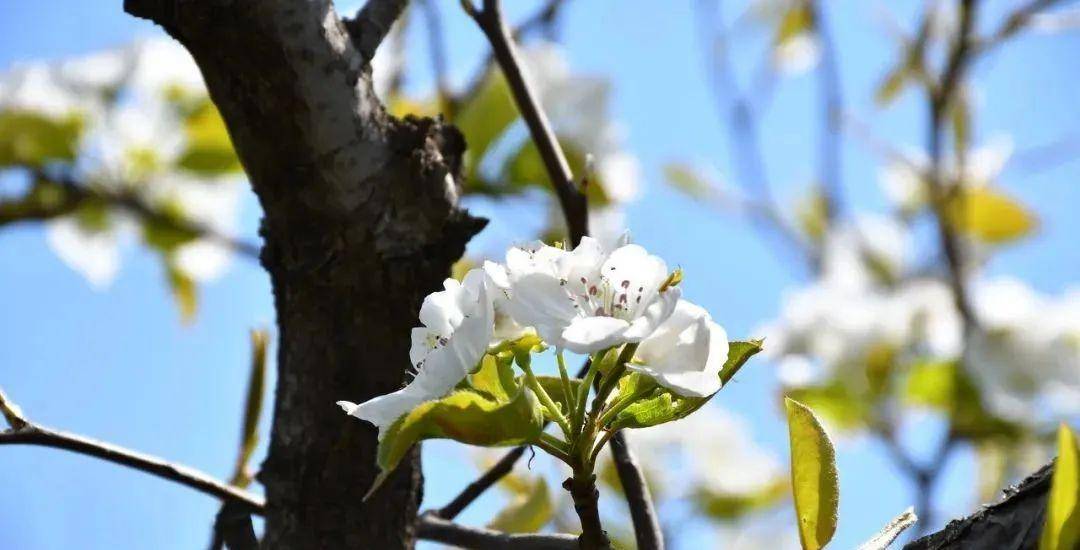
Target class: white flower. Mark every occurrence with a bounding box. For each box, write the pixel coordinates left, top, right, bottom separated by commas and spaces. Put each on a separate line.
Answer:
502, 237, 680, 354
968, 278, 1080, 420
628, 300, 729, 397
129, 38, 206, 98
45, 215, 135, 288
820, 214, 911, 290
338, 269, 495, 437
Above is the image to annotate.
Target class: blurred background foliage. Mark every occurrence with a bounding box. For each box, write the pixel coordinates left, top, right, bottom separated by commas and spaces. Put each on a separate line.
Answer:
1, 0, 1078, 548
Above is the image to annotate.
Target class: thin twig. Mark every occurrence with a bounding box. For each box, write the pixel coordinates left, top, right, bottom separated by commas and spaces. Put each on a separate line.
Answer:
1, 170, 260, 259
0, 417, 264, 512
809, 0, 845, 223
418, 512, 577, 549
609, 432, 663, 550
695, 0, 815, 269
464, 0, 588, 245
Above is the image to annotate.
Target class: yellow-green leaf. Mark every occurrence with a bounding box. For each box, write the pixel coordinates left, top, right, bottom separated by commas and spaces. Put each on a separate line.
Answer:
796, 187, 829, 242
613, 340, 764, 430
166, 265, 197, 324
785, 398, 839, 550
373, 387, 544, 493
776, 5, 813, 45
696, 477, 788, 520
786, 380, 869, 432
176, 99, 241, 175
230, 329, 268, 487
0, 109, 84, 167
875, 66, 910, 106
456, 69, 519, 184
946, 187, 1037, 244
1041, 424, 1080, 550
488, 477, 554, 533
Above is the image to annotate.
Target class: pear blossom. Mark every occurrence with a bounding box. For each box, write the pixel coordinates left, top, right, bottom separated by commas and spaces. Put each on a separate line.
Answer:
502, 237, 680, 354
338, 269, 495, 438
628, 300, 729, 397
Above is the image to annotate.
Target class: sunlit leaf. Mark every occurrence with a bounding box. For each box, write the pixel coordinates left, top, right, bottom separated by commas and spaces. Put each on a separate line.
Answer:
176, 99, 241, 176
166, 264, 197, 324
796, 187, 829, 242
455, 69, 519, 183
498, 137, 608, 205
785, 398, 839, 550
775, 4, 813, 45
1041, 424, 1080, 550
903, 360, 1020, 442
230, 329, 268, 488
696, 477, 788, 520
372, 387, 544, 495
141, 199, 200, 252
612, 340, 763, 430
387, 94, 439, 119
875, 65, 910, 106
0, 109, 84, 167
487, 477, 554, 534
946, 186, 1037, 244
786, 380, 868, 432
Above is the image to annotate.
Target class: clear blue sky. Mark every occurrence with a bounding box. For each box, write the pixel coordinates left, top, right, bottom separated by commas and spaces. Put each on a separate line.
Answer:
1, 1, 1077, 548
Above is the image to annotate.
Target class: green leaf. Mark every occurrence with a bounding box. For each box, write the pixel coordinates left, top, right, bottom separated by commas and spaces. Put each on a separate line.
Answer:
0, 109, 84, 167
374, 387, 544, 491
166, 264, 198, 324
487, 477, 554, 533
786, 380, 869, 432
796, 187, 829, 242
534, 375, 583, 418
663, 163, 714, 200
903, 360, 1020, 442
141, 199, 200, 252
467, 353, 518, 403
498, 137, 609, 205
1041, 424, 1080, 550
946, 186, 1037, 244
785, 398, 839, 550
696, 478, 788, 520
455, 69, 519, 184
612, 340, 764, 430
176, 99, 241, 176
230, 329, 268, 488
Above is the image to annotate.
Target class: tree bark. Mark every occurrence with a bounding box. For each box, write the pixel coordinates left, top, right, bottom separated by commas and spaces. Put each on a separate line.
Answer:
905, 462, 1053, 550
124, 1, 483, 547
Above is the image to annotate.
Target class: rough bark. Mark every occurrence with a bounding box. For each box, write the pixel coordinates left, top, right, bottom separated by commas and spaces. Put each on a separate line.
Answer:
905, 462, 1053, 550
124, 1, 483, 547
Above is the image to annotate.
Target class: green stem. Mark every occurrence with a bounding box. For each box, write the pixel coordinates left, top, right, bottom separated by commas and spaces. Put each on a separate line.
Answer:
536, 432, 573, 464
556, 350, 575, 419
595, 385, 654, 429
572, 356, 601, 441
587, 429, 616, 469
517, 355, 573, 439
578, 344, 638, 464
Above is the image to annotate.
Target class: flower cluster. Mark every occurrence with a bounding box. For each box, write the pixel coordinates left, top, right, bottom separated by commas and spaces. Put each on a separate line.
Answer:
338, 236, 751, 489
340, 236, 731, 433
0, 38, 243, 290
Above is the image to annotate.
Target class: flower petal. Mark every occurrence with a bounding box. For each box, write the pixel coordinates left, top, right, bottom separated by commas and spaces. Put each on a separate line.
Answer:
623, 286, 682, 341
561, 316, 630, 353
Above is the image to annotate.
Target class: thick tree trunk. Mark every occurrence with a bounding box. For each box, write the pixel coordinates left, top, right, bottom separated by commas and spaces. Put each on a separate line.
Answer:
905, 462, 1053, 550
125, 1, 482, 547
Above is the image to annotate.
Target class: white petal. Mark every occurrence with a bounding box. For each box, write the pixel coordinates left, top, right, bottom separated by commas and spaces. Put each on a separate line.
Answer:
507, 272, 577, 332
561, 316, 630, 353
629, 300, 728, 397
623, 286, 681, 341
46, 218, 121, 289
337, 386, 428, 439
418, 278, 465, 335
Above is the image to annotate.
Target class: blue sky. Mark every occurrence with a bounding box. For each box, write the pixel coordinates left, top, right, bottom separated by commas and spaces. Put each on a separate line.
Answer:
1, 1, 1077, 548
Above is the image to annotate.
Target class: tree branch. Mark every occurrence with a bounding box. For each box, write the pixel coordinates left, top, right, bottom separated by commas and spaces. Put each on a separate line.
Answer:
0, 388, 264, 513
904, 462, 1053, 549
809, 0, 845, 223
418, 512, 577, 549
345, 0, 411, 62
609, 432, 664, 550
464, 0, 588, 245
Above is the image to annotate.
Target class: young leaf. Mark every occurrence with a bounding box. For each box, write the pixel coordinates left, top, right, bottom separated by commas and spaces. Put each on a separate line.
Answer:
946, 186, 1037, 244
229, 329, 268, 488
785, 398, 839, 550
371, 387, 544, 496
487, 477, 554, 534
0, 110, 84, 167
663, 163, 714, 200
176, 99, 241, 176
1041, 424, 1080, 550
166, 265, 198, 324
612, 340, 764, 430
